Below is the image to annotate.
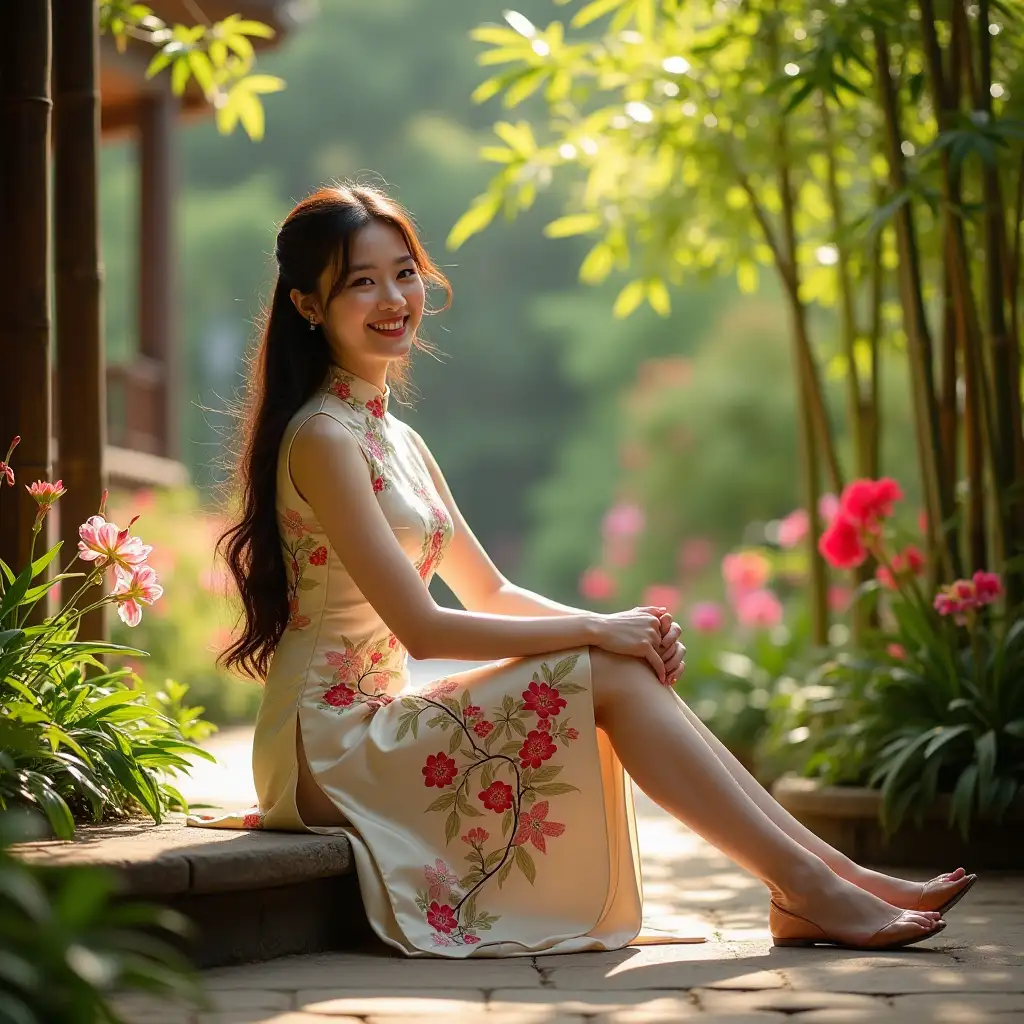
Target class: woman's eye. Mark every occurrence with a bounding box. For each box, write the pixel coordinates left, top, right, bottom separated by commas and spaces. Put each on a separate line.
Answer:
352, 277, 373, 287
399, 268, 417, 279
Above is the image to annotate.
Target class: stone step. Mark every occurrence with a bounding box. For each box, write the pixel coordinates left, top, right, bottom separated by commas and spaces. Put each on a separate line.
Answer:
12, 815, 372, 968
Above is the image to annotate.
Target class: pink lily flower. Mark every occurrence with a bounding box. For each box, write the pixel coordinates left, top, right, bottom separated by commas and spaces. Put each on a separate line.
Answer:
26, 479, 67, 506
78, 514, 152, 579
1, 435, 20, 487
111, 564, 164, 626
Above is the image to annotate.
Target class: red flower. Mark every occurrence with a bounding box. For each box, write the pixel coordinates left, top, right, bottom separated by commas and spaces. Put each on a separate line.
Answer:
323, 684, 356, 707
309, 546, 328, 566
565, 727, 579, 741
372, 476, 385, 493
426, 901, 458, 933
388, 634, 398, 648
463, 933, 481, 944
840, 477, 903, 528
463, 704, 482, 720
370, 651, 383, 664
521, 680, 567, 719
473, 719, 494, 738
537, 718, 552, 733
519, 729, 557, 769
819, 515, 867, 570
422, 752, 458, 788
512, 800, 565, 854
479, 781, 514, 812
461, 827, 489, 846
366, 396, 385, 419
973, 571, 1003, 604
242, 811, 263, 829
876, 566, 897, 590
330, 379, 352, 400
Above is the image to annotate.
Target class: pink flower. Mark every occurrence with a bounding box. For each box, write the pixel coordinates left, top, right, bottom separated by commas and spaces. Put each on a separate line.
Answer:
426, 902, 458, 934
463, 704, 482, 720
26, 479, 66, 507
473, 719, 494, 738
479, 781, 514, 812
422, 752, 458, 788
309, 546, 328, 566
840, 477, 903, 529
111, 564, 164, 626
366, 396, 385, 419
828, 585, 852, 612
734, 588, 783, 629
519, 729, 558, 769
423, 858, 458, 901
643, 584, 681, 612
522, 680, 567, 719
463, 934, 481, 944
887, 643, 906, 660
78, 514, 152, 578
326, 648, 359, 682
679, 537, 713, 573
461, 827, 489, 846
370, 651, 383, 664
0, 436, 20, 487
777, 509, 809, 549
372, 476, 385, 493
602, 503, 644, 540
722, 551, 771, 593
579, 567, 615, 602
973, 571, 1003, 604
282, 508, 309, 536
819, 493, 841, 523
423, 679, 458, 699
565, 727, 579, 741
242, 812, 263, 829
819, 515, 867, 569
330, 378, 352, 400
512, 800, 565, 854
879, 545, 927, 589
689, 601, 724, 633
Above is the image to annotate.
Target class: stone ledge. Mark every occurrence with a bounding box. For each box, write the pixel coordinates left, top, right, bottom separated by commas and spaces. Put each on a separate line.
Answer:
11, 814, 354, 897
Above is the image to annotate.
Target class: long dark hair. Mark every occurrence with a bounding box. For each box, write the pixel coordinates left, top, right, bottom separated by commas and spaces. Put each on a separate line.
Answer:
218, 183, 452, 680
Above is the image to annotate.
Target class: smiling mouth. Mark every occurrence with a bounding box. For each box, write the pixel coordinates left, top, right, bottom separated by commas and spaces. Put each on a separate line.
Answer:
368, 315, 410, 337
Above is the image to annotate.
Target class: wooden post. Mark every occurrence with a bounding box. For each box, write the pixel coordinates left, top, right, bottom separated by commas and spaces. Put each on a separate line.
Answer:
54, 0, 107, 641
138, 89, 179, 460
0, 2, 53, 592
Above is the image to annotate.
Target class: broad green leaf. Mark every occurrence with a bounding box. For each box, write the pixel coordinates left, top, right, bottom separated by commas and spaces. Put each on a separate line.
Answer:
447, 193, 501, 250
544, 213, 602, 238
612, 280, 645, 318
647, 279, 671, 316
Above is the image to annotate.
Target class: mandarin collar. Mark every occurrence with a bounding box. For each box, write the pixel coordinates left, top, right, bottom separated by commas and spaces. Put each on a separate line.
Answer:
326, 364, 390, 416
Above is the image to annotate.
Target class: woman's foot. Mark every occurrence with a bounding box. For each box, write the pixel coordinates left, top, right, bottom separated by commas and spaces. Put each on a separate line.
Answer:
772, 864, 945, 949
842, 865, 976, 913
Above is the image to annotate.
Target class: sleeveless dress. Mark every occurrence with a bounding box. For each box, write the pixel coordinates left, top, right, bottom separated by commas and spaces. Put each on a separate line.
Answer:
187, 365, 651, 958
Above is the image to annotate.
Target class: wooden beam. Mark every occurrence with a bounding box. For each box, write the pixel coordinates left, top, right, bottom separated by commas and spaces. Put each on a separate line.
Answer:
0, 1, 53, 596
54, 0, 107, 640
138, 89, 180, 460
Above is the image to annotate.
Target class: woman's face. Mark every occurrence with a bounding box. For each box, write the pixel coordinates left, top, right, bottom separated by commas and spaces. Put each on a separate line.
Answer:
298, 219, 426, 369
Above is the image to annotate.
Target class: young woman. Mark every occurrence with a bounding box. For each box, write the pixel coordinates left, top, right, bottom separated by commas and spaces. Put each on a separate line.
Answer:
188, 183, 973, 958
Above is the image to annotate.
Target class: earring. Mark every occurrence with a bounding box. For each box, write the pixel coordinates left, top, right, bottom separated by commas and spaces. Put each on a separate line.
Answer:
309, 316, 317, 331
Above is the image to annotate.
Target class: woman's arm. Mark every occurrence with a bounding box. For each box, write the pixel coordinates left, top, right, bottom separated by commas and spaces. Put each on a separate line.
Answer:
289, 415, 668, 679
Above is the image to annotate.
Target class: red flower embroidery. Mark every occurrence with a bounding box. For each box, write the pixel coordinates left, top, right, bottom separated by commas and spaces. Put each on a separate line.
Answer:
323, 684, 356, 707
464, 704, 482, 720
372, 476, 385, 493
242, 812, 263, 829
479, 781, 514, 812
424, 679, 458, 699
426, 901, 458, 934
537, 718, 552, 733
367, 693, 394, 709
566, 727, 579, 741
388, 634, 398, 648
519, 729, 557, 769
461, 827, 489, 846
512, 801, 565, 854
522, 681, 567, 719
463, 933, 481, 944
370, 651, 383, 664
366, 396, 385, 419
330, 379, 352, 400
473, 719, 494, 738
309, 546, 328, 566
287, 597, 311, 631
422, 752, 458, 788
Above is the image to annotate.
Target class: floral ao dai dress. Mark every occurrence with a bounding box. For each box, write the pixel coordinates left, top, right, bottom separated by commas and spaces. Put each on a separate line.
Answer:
188, 365, 650, 957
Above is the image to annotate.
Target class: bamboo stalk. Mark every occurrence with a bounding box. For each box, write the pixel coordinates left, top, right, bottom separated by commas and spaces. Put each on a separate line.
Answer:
873, 26, 953, 582
0, 0, 53, 614
54, 0, 107, 641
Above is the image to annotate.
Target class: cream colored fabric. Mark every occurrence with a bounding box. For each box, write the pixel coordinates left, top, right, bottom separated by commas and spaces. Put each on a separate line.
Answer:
187, 365, 649, 957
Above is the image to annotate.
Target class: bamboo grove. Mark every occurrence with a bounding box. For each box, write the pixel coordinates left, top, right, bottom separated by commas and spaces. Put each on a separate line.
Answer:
451, 0, 1024, 642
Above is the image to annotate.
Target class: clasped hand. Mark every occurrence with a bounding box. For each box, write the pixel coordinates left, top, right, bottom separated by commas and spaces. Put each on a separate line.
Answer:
596, 605, 686, 686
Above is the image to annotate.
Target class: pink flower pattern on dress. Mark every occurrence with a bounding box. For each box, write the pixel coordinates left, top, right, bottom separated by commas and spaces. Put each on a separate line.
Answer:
403, 656, 585, 947
317, 633, 406, 714
325, 366, 395, 492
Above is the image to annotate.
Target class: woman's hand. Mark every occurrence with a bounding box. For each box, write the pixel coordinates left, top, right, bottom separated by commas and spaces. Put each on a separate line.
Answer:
592, 606, 669, 683
657, 611, 687, 684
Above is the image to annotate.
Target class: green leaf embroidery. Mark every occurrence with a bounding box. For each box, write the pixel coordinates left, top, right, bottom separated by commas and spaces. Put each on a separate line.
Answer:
514, 845, 536, 884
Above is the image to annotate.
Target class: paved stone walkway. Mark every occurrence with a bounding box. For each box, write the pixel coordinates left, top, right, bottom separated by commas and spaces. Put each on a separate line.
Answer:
114, 693, 1024, 1023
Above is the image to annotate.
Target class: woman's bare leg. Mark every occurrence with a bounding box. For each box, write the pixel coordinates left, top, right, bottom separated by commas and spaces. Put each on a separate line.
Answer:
666, 690, 968, 909
589, 649, 941, 944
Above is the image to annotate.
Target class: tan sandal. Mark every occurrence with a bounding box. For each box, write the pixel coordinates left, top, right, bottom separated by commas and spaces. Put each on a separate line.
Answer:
770, 900, 946, 951
917, 872, 977, 915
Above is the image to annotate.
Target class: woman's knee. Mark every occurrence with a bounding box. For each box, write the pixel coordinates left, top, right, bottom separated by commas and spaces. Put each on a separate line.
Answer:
589, 647, 660, 719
